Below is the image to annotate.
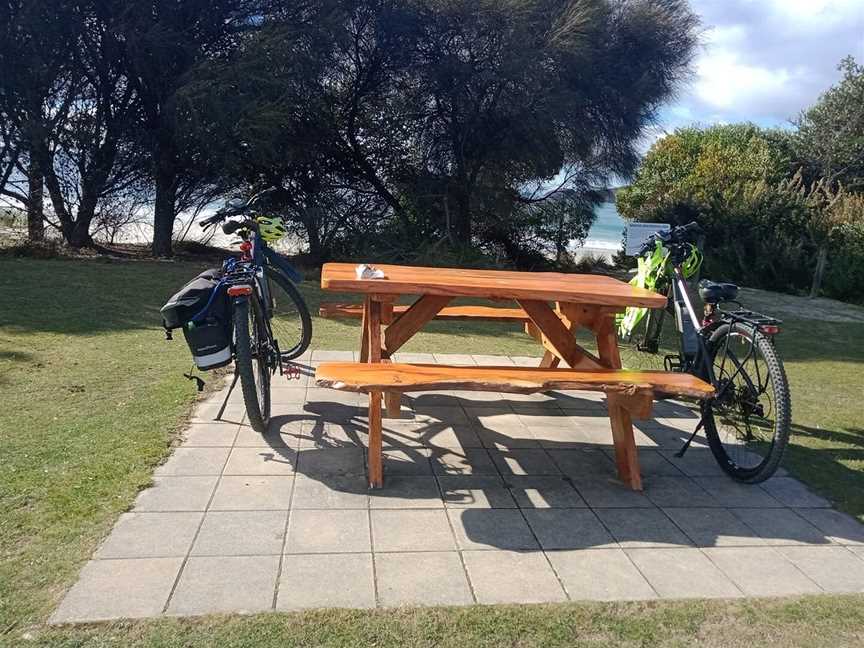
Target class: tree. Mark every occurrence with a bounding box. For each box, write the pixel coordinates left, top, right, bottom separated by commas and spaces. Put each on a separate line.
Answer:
796, 56, 864, 192
39, 2, 142, 248
617, 124, 808, 288
187, 0, 699, 265
120, 0, 266, 257
0, 1, 79, 242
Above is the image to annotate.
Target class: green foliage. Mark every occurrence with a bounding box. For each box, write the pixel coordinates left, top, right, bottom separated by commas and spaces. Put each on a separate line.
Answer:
617, 123, 811, 289
823, 199, 864, 302
796, 57, 864, 191
183, 0, 699, 267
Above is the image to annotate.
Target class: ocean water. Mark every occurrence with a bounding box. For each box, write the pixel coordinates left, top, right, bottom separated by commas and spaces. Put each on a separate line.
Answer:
581, 202, 625, 251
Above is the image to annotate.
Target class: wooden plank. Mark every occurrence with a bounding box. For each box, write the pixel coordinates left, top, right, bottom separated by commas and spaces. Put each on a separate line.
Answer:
320, 303, 531, 323
517, 299, 603, 370
368, 390, 383, 488
314, 363, 715, 400
382, 295, 452, 355
367, 299, 382, 362
595, 315, 642, 491
321, 263, 668, 309
359, 298, 370, 363
607, 393, 642, 490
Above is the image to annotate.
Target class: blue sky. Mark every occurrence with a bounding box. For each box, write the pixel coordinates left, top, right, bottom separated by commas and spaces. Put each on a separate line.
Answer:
649, 0, 864, 145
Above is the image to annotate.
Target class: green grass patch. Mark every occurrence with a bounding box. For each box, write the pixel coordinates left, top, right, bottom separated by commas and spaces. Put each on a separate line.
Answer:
1, 257, 863, 645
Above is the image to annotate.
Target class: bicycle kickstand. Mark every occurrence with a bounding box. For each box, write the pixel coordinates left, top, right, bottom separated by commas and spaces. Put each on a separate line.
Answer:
675, 410, 708, 458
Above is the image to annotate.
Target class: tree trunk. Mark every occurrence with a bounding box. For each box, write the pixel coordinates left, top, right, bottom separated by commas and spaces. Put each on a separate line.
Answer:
452, 187, 471, 242
152, 151, 177, 257
26, 158, 45, 242
809, 244, 829, 299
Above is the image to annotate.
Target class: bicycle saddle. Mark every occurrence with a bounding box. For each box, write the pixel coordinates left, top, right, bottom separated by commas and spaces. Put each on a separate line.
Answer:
698, 279, 739, 303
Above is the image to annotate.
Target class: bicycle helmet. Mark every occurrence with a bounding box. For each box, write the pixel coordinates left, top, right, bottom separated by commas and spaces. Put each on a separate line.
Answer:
255, 216, 287, 243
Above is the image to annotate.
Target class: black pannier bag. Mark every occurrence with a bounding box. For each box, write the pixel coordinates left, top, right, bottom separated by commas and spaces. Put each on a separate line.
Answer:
160, 269, 232, 370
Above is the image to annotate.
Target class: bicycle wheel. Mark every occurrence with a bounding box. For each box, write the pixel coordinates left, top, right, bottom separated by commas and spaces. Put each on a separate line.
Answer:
233, 295, 272, 433
264, 266, 312, 361
703, 322, 791, 482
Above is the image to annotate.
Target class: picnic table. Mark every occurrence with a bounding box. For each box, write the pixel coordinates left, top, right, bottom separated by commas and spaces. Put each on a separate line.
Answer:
315, 263, 714, 490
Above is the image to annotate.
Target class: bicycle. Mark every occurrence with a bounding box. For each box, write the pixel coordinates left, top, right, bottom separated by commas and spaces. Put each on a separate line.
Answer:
198, 190, 313, 432
620, 222, 791, 483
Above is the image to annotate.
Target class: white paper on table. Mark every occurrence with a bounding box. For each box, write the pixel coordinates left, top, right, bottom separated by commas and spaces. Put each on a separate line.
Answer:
355, 264, 385, 280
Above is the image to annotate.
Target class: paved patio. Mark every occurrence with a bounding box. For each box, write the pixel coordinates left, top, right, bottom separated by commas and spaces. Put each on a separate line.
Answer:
52, 352, 864, 622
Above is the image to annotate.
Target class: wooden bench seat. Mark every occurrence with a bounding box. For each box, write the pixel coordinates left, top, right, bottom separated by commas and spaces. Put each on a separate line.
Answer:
319, 302, 530, 323
315, 362, 714, 489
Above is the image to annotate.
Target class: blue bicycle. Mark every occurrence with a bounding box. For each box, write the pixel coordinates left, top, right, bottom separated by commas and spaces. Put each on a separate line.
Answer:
198, 190, 312, 431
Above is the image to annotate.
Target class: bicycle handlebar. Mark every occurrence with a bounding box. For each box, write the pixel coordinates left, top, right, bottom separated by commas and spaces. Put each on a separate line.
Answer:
638, 221, 703, 255
199, 187, 281, 230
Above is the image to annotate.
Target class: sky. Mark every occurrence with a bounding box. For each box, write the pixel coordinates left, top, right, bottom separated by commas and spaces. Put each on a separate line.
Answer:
649, 0, 864, 145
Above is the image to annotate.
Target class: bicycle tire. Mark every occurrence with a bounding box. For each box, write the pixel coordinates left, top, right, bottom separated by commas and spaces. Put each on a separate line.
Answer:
264, 266, 312, 361
233, 295, 271, 433
703, 323, 791, 483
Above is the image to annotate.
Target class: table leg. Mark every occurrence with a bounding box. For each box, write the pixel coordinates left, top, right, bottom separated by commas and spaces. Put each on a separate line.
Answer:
368, 390, 383, 488
378, 302, 401, 417
596, 316, 643, 491
365, 299, 384, 488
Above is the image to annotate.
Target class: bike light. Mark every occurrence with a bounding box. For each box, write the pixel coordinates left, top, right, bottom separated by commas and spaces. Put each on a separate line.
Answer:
760, 324, 780, 335
239, 241, 252, 253
227, 285, 253, 296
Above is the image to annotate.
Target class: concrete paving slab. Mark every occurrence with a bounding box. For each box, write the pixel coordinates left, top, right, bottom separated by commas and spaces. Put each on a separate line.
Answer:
277, 553, 375, 610
462, 550, 567, 604
507, 476, 587, 509
663, 507, 767, 547
730, 508, 831, 546
371, 509, 456, 552
209, 476, 294, 511
167, 555, 279, 616
489, 449, 561, 476
761, 477, 831, 508
286, 509, 371, 554
291, 475, 369, 509
775, 545, 864, 592
51, 557, 183, 622
626, 548, 742, 599
703, 547, 822, 596
694, 477, 783, 508
794, 508, 864, 545
297, 447, 366, 476
192, 510, 288, 556
547, 549, 657, 601
595, 508, 692, 548
223, 446, 296, 476
524, 509, 617, 550
376, 552, 473, 606
96, 512, 202, 559
154, 447, 230, 476
642, 475, 719, 508
570, 478, 655, 508
369, 476, 444, 509
133, 476, 218, 512
447, 508, 538, 551
430, 448, 499, 476
182, 422, 240, 447
438, 475, 517, 509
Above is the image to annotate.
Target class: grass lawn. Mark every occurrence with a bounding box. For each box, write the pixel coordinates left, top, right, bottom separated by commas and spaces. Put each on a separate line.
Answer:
2, 257, 863, 647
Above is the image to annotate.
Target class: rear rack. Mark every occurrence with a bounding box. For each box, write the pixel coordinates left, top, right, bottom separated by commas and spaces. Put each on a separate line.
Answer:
724, 309, 781, 327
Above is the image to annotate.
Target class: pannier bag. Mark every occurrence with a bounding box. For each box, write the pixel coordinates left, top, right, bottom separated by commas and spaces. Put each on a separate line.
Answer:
160, 269, 232, 370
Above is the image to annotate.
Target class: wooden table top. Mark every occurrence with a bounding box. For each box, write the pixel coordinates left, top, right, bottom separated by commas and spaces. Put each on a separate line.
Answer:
320, 263, 667, 308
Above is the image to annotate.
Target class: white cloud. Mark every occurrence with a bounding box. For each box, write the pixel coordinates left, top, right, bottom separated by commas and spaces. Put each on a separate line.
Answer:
662, 0, 864, 130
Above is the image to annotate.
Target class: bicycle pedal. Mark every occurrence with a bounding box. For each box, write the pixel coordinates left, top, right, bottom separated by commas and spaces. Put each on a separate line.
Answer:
663, 355, 681, 372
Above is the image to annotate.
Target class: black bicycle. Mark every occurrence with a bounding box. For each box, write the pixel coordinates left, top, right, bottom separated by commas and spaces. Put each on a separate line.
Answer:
199, 191, 312, 432
625, 222, 791, 483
